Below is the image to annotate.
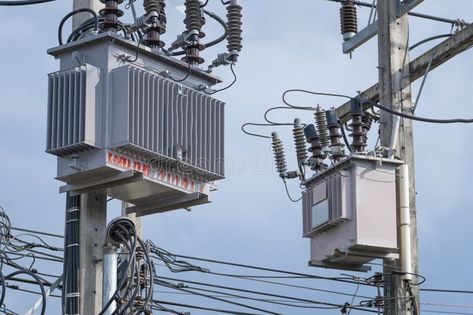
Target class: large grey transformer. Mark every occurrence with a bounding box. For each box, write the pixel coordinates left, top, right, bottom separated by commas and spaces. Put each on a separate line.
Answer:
47, 33, 225, 216
302, 155, 402, 271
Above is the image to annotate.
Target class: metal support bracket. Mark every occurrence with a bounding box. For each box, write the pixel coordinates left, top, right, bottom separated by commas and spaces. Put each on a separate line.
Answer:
59, 170, 143, 194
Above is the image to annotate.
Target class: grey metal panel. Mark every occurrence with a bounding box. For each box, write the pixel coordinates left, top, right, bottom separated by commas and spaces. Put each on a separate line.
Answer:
46, 65, 99, 156
111, 65, 225, 180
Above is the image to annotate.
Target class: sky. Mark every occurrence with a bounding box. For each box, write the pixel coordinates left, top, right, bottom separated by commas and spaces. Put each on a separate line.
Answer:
0, 0, 473, 314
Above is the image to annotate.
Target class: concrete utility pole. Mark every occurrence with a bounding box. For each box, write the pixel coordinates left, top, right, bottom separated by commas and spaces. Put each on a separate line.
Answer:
334, 2, 473, 313
73, 0, 103, 30
69, 2, 105, 315
376, 1, 418, 314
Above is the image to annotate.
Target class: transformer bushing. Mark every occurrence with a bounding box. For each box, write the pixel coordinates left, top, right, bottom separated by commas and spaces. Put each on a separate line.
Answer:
314, 106, 331, 149
326, 110, 344, 162
143, 0, 167, 49
182, 0, 206, 65
99, 0, 124, 32
304, 124, 326, 171
362, 111, 375, 143
350, 99, 367, 152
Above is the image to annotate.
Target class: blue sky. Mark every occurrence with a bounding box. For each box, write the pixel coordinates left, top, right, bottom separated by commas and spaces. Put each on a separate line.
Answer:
0, 0, 472, 314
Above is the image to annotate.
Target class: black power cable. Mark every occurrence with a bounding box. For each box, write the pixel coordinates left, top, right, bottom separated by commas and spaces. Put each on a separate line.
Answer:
156, 250, 372, 286
283, 89, 473, 125
369, 101, 473, 124
203, 63, 237, 95
0, 0, 54, 5
58, 8, 99, 45
154, 300, 261, 315
155, 276, 379, 313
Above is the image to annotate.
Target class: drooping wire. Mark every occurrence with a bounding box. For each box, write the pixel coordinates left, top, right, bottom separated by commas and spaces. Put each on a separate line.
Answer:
410, 34, 451, 51
282, 89, 351, 110
203, 63, 237, 95
283, 89, 473, 124
156, 279, 284, 315
149, 245, 375, 286
58, 8, 99, 45
241, 123, 273, 139
0, 0, 54, 5
155, 276, 376, 312
154, 300, 261, 315
283, 179, 302, 203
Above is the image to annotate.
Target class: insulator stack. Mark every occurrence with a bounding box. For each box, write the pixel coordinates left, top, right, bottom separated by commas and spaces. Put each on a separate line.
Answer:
99, 0, 124, 32
304, 124, 326, 171
226, 0, 243, 62
143, 0, 167, 49
362, 112, 375, 143
340, 0, 358, 41
183, 0, 206, 65
314, 106, 330, 149
293, 119, 308, 165
271, 132, 287, 178
350, 113, 366, 152
350, 100, 366, 152
326, 110, 344, 162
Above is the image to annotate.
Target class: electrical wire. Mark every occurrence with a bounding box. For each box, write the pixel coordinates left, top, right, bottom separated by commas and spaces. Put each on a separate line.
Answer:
4, 270, 46, 315
410, 34, 452, 51
161, 283, 353, 310
369, 101, 473, 124
347, 280, 361, 315
264, 107, 302, 126
283, 179, 302, 203
156, 279, 284, 315
203, 63, 237, 95
240, 123, 271, 139
197, 271, 373, 300
151, 248, 375, 286
421, 302, 473, 309
203, 10, 228, 49
0, 0, 54, 5
155, 276, 379, 313
167, 48, 193, 83
422, 311, 473, 315
58, 8, 99, 45
421, 288, 473, 294
339, 120, 354, 153
282, 88, 473, 124
154, 300, 261, 315
171, 9, 227, 55
10, 227, 63, 239
283, 89, 351, 110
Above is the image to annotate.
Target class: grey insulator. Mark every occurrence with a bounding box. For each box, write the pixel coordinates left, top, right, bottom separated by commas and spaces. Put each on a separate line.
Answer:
314, 106, 330, 148
271, 132, 287, 178
184, 0, 204, 34
293, 119, 308, 164
226, 2, 243, 59
143, 0, 166, 48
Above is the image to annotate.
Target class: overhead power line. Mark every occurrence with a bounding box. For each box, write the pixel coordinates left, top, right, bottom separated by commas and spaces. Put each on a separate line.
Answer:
0, 0, 55, 5
421, 288, 473, 295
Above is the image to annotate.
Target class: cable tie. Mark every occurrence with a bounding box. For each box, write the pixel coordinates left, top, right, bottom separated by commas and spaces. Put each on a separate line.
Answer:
66, 207, 80, 213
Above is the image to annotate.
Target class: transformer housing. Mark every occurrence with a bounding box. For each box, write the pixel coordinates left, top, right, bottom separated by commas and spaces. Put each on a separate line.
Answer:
302, 155, 402, 271
46, 32, 225, 216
